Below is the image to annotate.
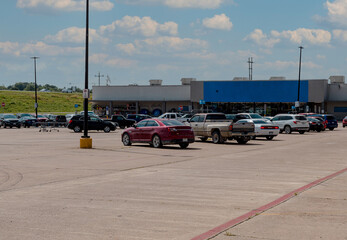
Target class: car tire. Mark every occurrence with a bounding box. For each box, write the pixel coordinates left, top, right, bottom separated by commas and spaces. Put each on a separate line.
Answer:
179, 143, 189, 149
329, 127, 334, 131
266, 136, 274, 140
284, 125, 291, 134
212, 131, 223, 144
299, 131, 305, 134
199, 137, 208, 142
152, 135, 162, 148
317, 129, 321, 132
73, 125, 82, 133
104, 126, 111, 133
122, 133, 132, 146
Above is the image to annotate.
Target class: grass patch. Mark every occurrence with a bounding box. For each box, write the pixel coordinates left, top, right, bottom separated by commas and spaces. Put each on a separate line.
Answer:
0, 90, 92, 114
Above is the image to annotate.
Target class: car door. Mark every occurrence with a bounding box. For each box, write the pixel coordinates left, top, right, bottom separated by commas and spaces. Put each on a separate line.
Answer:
89, 116, 101, 130
271, 116, 284, 130
133, 120, 148, 141
142, 120, 159, 141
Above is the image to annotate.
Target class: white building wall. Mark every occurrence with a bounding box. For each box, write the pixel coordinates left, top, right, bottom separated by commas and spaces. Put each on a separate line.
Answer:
93, 85, 190, 101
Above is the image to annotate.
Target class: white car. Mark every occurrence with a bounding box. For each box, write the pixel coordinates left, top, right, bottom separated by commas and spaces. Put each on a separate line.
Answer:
271, 114, 309, 134
237, 119, 280, 140
235, 113, 263, 121
158, 112, 190, 122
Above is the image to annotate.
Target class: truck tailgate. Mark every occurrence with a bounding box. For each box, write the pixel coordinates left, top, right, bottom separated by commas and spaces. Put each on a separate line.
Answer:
232, 121, 254, 132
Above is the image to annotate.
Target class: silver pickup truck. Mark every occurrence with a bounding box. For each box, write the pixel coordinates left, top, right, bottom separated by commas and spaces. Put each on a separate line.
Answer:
186, 113, 255, 144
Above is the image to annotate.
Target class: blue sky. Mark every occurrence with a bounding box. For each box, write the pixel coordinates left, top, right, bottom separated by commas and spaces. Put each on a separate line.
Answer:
1, 0, 347, 88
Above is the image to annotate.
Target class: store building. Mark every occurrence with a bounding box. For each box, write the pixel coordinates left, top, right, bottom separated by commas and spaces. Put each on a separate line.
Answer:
91, 76, 347, 119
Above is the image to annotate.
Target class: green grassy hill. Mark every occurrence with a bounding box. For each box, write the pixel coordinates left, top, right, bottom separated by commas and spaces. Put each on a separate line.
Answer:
0, 90, 92, 114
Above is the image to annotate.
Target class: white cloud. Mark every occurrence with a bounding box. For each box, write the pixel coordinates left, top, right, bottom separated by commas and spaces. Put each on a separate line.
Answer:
325, 0, 347, 26
202, 14, 233, 31
116, 0, 229, 9
117, 43, 136, 55
44, 27, 108, 44
0, 41, 83, 56
100, 16, 178, 37
272, 28, 331, 45
244, 29, 280, 48
333, 29, 347, 41
164, 0, 224, 9
135, 36, 208, 52
16, 0, 113, 12
89, 53, 136, 67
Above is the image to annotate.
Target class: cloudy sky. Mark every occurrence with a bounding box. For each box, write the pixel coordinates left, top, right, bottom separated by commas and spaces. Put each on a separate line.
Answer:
1, 0, 347, 88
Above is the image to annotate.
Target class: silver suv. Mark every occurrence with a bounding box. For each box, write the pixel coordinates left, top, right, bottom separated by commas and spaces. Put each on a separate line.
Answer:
271, 114, 309, 134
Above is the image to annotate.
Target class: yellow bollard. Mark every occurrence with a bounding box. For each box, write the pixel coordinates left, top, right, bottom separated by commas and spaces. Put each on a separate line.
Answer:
80, 137, 92, 149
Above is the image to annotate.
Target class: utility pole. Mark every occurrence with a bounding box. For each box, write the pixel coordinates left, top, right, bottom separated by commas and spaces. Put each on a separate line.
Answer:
297, 46, 304, 112
31, 56, 39, 118
247, 57, 254, 80
106, 75, 111, 86
95, 72, 104, 86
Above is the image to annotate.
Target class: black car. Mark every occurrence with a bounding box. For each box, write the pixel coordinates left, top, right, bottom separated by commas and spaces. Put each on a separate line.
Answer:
1, 114, 21, 128
67, 115, 116, 133
108, 114, 136, 129
126, 114, 151, 123
307, 117, 324, 132
19, 116, 38, 128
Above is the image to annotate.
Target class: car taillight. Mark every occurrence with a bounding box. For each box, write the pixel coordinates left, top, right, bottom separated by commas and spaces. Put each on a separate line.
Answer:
293, 121, 297, 124
325, 120, 328, 124
229, 125, 233, 131
261, 126, 279, 129
69, 120, 72, 124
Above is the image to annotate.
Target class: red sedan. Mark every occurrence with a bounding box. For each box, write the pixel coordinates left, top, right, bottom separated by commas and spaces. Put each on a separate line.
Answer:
121, 119, 194, 148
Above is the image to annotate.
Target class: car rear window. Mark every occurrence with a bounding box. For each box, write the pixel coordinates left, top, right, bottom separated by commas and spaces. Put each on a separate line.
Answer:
250, 114, 262, 119
326, 116, 336, 120
253, 120, 268, 124
295, 116, 307, 120
161, 120, 185, 126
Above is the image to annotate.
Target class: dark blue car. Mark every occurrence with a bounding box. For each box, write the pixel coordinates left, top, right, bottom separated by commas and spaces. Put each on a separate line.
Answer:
311, 114, 338, 130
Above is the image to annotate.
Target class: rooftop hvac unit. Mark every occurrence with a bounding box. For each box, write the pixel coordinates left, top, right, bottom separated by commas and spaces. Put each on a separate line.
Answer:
329, 76, 345, 84
269, 76, 286, 80
181, 78, 196, 85
149, 79, 163, 86
232, 77, 249, 81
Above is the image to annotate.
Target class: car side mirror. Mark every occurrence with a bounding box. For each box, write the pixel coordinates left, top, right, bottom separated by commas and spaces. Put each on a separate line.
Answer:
187, 119, 191, 123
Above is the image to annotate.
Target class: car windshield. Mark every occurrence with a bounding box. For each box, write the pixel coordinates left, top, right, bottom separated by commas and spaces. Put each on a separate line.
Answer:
307, 118, 318, 122
4, 115, 16, 119
161, 120, 185, 126
250, 114, 262, 119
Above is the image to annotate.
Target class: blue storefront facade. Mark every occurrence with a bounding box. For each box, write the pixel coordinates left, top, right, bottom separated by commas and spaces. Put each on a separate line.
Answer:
191, 80, 326, 115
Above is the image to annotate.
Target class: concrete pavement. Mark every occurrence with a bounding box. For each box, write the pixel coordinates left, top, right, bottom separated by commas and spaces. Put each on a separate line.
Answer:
0, 127, 346, 239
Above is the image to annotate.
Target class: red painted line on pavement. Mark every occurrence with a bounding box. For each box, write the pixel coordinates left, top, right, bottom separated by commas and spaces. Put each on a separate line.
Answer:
192, 167, 347, 240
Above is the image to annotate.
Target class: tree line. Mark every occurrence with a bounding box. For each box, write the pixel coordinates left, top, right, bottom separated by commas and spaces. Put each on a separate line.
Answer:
0, 82, 82, 92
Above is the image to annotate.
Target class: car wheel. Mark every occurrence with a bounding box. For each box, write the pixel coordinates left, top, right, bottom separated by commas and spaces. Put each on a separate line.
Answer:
73, 125, 81, 133
103, 126, 111, 133
179, 143, 189, 149
122, 133, 132, 146
284, 125, 291, 134
329, 127, 334, 131
316, 129, 321, 132
266, 136, 274, 140
199, 137, 208, 142
152, 135, 162, 148
17, 125, 21, 129
212, 131, 223, 144
299, 131, 305, 134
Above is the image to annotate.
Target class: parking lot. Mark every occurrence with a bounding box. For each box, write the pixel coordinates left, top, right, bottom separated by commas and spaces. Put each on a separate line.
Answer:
0, 127, 346, 240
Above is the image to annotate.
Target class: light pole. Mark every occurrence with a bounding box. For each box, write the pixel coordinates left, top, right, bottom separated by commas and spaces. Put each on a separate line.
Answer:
80, 0, 92, 148
297, 46, 304, 113
31, 56, 39, 118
